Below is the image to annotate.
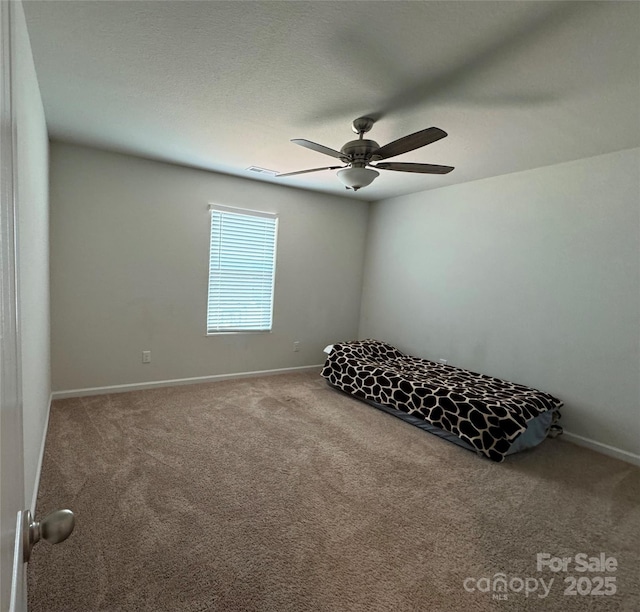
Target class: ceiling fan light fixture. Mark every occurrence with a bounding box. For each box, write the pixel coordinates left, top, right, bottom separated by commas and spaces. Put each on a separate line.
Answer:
337, 167, 379, 191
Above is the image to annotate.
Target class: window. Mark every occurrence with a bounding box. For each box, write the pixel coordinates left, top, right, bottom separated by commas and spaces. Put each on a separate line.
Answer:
207, 204, 278, 333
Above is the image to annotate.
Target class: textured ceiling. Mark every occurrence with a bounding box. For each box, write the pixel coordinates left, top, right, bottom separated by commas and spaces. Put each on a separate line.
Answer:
23, 1, 640, 201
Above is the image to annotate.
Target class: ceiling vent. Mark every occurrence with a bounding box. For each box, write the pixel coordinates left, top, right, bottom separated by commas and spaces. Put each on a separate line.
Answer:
246, 166, 277, 176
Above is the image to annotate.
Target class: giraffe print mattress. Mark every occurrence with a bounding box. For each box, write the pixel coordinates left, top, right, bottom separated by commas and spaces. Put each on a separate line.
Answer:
321, 339, 563, 462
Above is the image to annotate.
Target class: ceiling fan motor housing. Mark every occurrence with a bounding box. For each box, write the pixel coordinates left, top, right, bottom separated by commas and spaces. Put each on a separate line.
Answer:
340, 139, 381, 164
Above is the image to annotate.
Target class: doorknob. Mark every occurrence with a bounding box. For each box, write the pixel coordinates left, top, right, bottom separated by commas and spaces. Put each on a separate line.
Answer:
22, 509, 75, 562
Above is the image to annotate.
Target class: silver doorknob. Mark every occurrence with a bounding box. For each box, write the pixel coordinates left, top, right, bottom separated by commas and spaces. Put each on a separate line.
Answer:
23, 509, 75, 562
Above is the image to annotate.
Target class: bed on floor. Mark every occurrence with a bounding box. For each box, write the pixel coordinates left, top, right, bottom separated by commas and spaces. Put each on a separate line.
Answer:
321, 339, 563, 462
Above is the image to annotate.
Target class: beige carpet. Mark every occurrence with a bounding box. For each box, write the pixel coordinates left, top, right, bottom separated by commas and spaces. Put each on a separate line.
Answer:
29, 371, 639, 611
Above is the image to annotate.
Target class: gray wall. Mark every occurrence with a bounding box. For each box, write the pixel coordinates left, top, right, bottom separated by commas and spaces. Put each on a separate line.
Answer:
15, 0, 50, 508
359, 148, 640, 456
50, 143, 369, 391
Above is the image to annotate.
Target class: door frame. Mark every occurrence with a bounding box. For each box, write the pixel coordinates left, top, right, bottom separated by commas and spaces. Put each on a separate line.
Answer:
0, 0, 27, 610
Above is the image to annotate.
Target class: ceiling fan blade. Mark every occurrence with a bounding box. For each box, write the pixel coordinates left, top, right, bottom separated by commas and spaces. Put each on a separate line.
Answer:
374, 127, 448, 161
277, 165, 345, 178
291, 139, 346, 160
374, 162, 454, 174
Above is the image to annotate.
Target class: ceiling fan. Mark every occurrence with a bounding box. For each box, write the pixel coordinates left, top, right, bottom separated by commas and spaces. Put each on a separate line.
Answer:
276, 117, 453, 191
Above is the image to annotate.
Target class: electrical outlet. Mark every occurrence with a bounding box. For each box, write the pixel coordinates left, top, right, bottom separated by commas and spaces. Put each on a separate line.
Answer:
142, 350, 151, 364
438, 358, 448, 365
293, 341, 300, 352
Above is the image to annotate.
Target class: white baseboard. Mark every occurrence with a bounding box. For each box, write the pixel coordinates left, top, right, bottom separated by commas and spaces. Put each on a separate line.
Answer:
30, 393, 52, 515
51, 364, 324, 400
562, 430, 640, 467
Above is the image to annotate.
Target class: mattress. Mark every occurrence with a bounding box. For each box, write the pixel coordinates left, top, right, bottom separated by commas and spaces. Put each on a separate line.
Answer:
321, 339, 563, 462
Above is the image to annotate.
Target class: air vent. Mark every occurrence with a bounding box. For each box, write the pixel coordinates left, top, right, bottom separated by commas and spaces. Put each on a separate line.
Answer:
246, 166, 277, 176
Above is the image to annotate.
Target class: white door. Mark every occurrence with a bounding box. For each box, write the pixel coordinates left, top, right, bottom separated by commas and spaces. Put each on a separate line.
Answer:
0, 0, 27, 609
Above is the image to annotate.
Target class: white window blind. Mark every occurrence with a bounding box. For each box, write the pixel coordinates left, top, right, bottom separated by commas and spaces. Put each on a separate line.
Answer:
207, 205, 278, 333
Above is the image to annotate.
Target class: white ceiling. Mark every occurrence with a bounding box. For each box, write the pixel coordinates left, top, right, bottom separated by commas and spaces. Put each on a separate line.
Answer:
23, 1, 640, 202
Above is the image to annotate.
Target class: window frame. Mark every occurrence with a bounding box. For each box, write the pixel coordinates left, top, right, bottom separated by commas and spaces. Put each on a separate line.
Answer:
206, 204, 278, 335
